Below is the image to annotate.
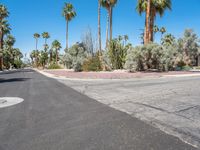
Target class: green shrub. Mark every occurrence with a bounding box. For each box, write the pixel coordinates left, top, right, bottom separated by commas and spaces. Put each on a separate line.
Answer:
48, 64, 62, 69
14, 60, 23, 69
195, 66, 200, 70
82, 56, 102, 72
181, 66, 192, 71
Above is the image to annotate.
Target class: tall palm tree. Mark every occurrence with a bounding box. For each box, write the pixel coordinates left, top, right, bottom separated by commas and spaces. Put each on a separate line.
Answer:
4, 35, 16, 66
153, 25, 159, 39
160, 27, 166, 38
136, 0, 171, 44
42, 32, 50, 45
52, 40, 62, 64
12, 48, 23, 61
0, 19, 11, 49
0, 4, 9, 70
149, 0, 171, 41
4, 34, 15, 47
34, 33, 40, 50
100, 0, 109, 48
137, 0, 151, 44
124, 35, 129, 45
62, 3, 76, 52
98, 0, 102, 53
100, 0, 117, 46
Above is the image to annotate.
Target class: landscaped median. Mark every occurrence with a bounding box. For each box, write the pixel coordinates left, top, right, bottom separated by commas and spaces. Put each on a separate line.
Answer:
36, 69, 200, 79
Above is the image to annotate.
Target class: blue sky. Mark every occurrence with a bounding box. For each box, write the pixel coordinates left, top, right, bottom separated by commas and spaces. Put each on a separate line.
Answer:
1, 0, 200, 55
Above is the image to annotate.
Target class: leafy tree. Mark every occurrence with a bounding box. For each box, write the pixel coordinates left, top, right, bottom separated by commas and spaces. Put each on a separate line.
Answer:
62, 3, 76, 52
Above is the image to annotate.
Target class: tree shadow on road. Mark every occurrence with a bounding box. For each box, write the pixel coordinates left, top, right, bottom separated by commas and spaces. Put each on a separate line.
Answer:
0, 78, 30, 83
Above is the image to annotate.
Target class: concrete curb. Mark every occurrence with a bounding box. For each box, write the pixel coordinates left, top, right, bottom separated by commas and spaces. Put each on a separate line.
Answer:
34, 69, 200, 81
164, 74, 200, 77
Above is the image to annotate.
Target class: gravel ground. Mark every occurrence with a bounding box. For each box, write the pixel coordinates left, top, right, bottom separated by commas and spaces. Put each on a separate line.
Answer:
44, 70, 200, 79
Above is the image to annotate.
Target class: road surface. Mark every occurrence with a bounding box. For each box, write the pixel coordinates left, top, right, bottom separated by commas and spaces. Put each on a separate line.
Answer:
0, 69, 198, 150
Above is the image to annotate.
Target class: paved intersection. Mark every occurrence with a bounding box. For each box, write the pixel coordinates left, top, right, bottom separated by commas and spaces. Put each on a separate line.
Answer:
0, 69, 198, 150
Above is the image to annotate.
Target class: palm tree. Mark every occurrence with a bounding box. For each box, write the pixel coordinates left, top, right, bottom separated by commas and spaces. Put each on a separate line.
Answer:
35, 50, 40, 67
4, 35, 16, 66
42, 32, 50, 45
5, 34, 16, 47
160, 27, 166, 38
34, 33, 40, 50
124, 35, 129, 45
52, 40, 62, 64
62, 3, 76, 52
0, 4, 9, 70
161, 33, 175, 46
136, 0, 150, 44
98, 0, 102, 53
100, 0, 109, 48
149, 0, 171, 41
100, 0, 117, 46
136, 0, 171, 44
153, 25, 159, 39
12, 48, 23, 61
0, 19, 11, 49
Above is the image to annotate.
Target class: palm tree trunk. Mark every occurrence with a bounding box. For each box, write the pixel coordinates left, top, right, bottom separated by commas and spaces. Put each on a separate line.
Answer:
50, 51, 52, 63
109, 7, 113, 42
56, 49, 58, 64
149, 8, 155, 42
36, 39, 38, 50
145, 0, 151, 45
106, 11, 109, 49
45, 38, 47, 45
98, 0, 102, 53
66, 20, 69, 53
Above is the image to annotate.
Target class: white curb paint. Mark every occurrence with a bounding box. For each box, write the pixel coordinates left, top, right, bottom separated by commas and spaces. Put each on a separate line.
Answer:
0, 97, 24, 108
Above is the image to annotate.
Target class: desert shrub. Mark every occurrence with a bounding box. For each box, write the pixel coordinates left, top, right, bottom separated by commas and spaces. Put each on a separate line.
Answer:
82, 55, 102, 72
125, 43, 164, 72
62, 42, 89, 71
125, 46, 143, 72
48, 63, 62, 69
125, 43, 182, 72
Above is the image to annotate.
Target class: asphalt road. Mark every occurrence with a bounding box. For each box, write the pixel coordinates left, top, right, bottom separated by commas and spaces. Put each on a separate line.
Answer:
0, 69, 198, 150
